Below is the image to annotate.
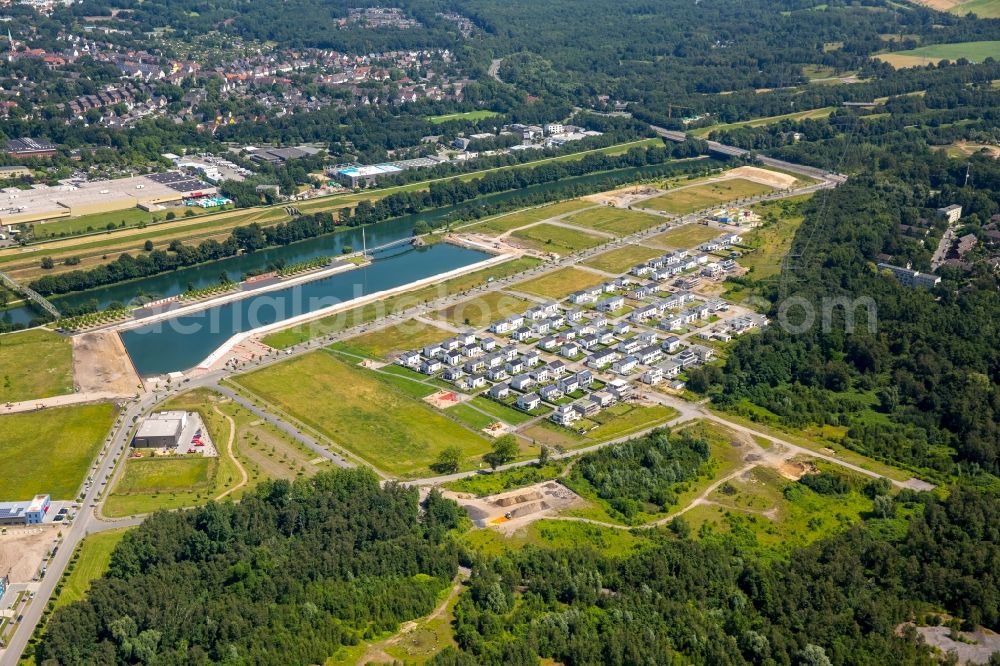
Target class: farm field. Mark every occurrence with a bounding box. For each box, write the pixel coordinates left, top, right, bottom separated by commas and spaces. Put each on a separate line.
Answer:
233, 351, 494, 478
0, 328, 74, 403
648, 223, 722, 249
262, 257, 541, 348
336, 318, 452, 360
509, 223, 606, 255
51, 527, 133, 611
563, 207, 665, 236
876, 41, 1000, 68
513, 266, 606, 299
643, 179, 775, 215
691, 107, 836, 138
431, 291, 530, 328
0, 402, 116, 499
469, 200, 592, 236
581, 244, 664, 274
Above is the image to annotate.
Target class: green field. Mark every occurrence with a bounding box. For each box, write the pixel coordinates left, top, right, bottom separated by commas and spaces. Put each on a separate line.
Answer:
461, 518, 648, 558
52, 527, 133, 610
690, 107, 836, 138
432, 291, 530, 328
582, 245, 664, 274
643, 179, 775, 215
648, 223, 723, 249
877, 41, 1000, 68
684, 464, 875, 557
468, 396, 535, 425
233, 351, 493, 478
262, 257, 541, 349
563, 207, 665, 236
469, 200, 592, 236
105, 388, 323, 517
443, 461, 565, 495
114, 457, 216, 494
510, 223, 607, 255
514, 266, 607, 299
336, 319, 451, 359
945, 0, 1000, 17
0, 328, 74, 403
427, 110, 501, 124
585, 404, 679, 441
31, 205, 216, 239
737, 195, 812, 279
0, 402, 116, 499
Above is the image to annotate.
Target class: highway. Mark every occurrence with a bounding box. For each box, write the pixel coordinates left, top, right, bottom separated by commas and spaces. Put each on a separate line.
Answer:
0, 129, 849, 665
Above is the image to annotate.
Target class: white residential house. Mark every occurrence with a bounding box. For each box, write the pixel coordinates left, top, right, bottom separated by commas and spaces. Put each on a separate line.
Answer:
551, 403, 580, 426
517, 392, 541, 411
489, 383, 511, 400
539, 384, 563, 401
511, 373, 535, 391
596, 295, 625, 312
613, 356, 639, 375
642, 366, 664, 385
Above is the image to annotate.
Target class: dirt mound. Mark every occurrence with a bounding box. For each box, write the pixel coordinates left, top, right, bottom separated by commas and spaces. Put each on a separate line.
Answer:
73, 331, 142, 395
494, 491, 543, 507
727, 166, 798, 189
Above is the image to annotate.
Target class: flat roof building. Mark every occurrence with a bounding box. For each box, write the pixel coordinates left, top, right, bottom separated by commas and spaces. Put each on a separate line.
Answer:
5, 137, 58, 159
0, 493, 50, 525
0, 171, 216, 226
133, 411, 189, 448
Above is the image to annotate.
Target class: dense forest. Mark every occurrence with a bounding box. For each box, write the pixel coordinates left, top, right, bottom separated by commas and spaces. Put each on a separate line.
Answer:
36, 469, 463, 665
37, 468, 1000, 665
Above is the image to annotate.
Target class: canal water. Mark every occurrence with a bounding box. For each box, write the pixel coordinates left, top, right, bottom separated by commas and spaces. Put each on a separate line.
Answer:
120, 242, 491, 376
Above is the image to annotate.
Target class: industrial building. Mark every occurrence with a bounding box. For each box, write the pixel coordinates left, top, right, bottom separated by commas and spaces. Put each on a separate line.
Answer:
5, 137, 58, 159
0, 171, 217, 226
133, 411, 189, 448
0, 494, 51, 526
330, 156, 446, 188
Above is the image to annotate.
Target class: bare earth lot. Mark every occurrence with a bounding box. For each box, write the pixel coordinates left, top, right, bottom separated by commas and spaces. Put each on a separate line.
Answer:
0, 526, 57, 584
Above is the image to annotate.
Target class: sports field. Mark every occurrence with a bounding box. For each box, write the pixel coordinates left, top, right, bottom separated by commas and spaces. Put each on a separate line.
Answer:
643, 179, 775, 215
470, 200, 592, 236
876, 41, 1000, 68
514, 266, 607, 299
582, 245, 664, 274
0, 328, 74, 403
233, 351, 493, 478
563, 207, 665, 236
509, 223, 607, 255
648, 224, 722, 250
0, 402, 116, 499
432, 291, 530, 328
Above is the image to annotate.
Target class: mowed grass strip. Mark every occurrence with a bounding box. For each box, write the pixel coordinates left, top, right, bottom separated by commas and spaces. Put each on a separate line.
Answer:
648, 223, 722, 250
337, 318, 453, 360
563, 207, 665, 236
510, 223, 606, 255
0, 328, 74, 403
0, 402, 116, 499
514, 266, 606, 299
582, 245, 664, 274
114, 457, 216, 494
52, 527, 133, 610
643, 179, 774, 215
234, 351, 492, 478
432, 291, 529, 328
470, 200, 592, 236
262, 257, 541, 349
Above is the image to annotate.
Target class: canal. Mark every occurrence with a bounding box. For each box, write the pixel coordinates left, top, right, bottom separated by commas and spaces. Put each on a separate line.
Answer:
120, 242, 491, 376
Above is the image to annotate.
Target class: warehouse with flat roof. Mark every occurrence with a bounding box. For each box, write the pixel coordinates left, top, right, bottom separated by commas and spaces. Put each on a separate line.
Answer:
0, 171, 217, 226
0, 494, 50, 526
133, 411, 189, 448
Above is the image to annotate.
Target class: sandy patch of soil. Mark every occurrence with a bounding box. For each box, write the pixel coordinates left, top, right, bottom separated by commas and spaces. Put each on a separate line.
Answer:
0, 526, 58, 584
73, 331, 142, 395
726, 166, 799, 189
424, 390, 464, 409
